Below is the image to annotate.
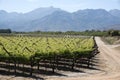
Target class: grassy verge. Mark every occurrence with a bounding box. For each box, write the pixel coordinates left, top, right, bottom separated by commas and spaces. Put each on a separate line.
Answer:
101, 36, 120, 45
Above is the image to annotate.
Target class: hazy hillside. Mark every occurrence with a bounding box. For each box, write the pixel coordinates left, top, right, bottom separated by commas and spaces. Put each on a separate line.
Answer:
108, 24, 120, 30
0, 7, 120, 31
72, 9, 120, 30
109, 9, 120, 18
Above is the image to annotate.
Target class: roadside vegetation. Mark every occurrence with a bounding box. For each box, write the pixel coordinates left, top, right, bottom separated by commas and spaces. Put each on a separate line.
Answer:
101, 30, 120, 45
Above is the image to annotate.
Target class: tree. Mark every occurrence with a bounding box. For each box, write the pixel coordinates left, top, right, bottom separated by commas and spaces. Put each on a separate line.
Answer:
0, 29, 12, 33
108, 30, 119, 36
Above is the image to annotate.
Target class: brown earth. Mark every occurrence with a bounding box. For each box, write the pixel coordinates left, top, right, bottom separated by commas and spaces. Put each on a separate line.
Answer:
0, 37, 120, 80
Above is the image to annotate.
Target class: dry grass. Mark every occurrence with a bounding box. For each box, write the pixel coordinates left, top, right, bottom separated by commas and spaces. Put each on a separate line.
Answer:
102, 36, 120, 45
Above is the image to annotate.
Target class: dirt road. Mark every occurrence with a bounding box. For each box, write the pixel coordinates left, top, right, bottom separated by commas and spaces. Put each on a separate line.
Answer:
47, 37, 120, 80
0, 37, 120, 80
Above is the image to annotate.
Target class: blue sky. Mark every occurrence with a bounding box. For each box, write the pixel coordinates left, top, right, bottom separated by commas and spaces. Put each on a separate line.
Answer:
0, 0, 120, 13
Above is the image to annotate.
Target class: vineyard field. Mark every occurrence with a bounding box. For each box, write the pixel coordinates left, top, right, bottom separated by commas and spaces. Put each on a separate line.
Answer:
0, 35, 98, 76
0, 36, 94, 62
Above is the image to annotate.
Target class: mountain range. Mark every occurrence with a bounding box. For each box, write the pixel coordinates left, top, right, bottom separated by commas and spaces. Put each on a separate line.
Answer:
0, 7, 120, 31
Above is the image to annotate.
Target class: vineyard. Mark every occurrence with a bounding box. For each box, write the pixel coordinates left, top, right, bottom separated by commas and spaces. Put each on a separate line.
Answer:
0, 35, 99, 76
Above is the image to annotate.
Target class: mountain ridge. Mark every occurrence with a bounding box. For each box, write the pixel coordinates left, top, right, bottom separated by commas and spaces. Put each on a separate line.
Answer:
0, 7, 120, 31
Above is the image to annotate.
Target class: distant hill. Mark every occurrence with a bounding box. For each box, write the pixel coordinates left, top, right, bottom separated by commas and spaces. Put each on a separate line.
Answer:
109, 9, 120, 18
0, 7, 120, 31
108, 24, 120, 30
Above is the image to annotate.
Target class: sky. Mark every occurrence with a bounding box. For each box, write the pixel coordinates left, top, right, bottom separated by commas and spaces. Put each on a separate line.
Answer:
0, 0, 120, 13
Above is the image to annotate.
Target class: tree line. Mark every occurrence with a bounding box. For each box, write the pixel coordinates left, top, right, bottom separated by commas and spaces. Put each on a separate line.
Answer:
0, 29, 119, 36
0, 29, 12, 33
